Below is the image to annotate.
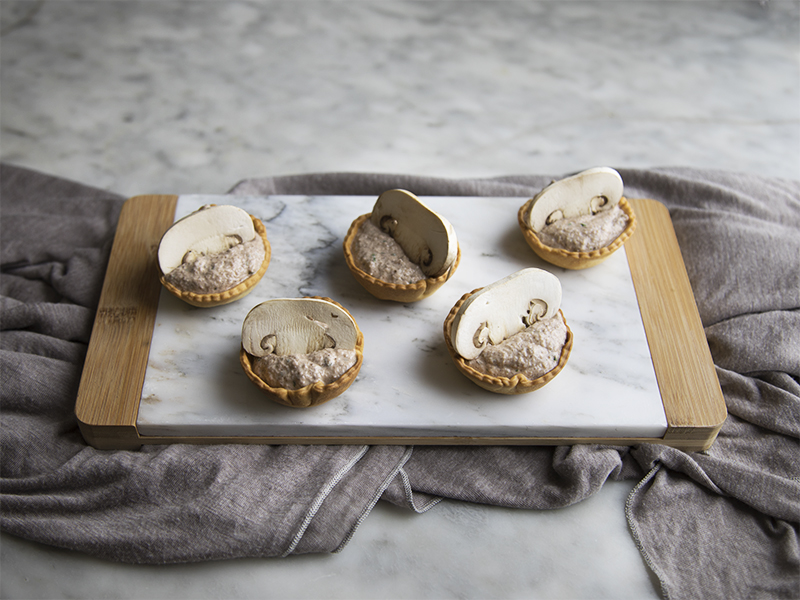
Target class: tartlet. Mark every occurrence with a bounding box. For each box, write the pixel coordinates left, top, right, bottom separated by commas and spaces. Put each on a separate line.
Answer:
157, 204, 271, 307
239, 297, 364, 408
443, 269, 572, 395
518, 168, 636, 270
343, 189, 460, 302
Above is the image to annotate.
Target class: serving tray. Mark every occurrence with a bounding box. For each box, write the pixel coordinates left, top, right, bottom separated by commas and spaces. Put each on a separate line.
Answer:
75, 194, 726, 451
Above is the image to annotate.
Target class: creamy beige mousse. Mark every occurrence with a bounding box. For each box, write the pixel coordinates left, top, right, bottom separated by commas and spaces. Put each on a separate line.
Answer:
253, 348, 357, 390
350, 218, 426, 285
467, 315, 567, 380
164, 238, 265, 294
536, 204, 629, 252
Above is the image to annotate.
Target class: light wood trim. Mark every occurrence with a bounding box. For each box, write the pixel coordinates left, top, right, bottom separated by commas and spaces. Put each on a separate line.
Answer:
75, 195, 178, 449
625, 198, 727, 449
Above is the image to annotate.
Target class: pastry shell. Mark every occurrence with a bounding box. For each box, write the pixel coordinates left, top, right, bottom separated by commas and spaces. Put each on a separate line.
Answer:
239, 297, 364, 408
343, 213, 461, 303
517, 197, 636, 270
158, 213, 271, 307
443, 289, 573, 395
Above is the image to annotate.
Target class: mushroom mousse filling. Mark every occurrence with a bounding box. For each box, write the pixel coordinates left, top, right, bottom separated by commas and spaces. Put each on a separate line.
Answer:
350, 218, 426, 285
466, 315, 567, 381
253, 348, 357, 390
164, 237, 265, 295
537, 204, 629, 253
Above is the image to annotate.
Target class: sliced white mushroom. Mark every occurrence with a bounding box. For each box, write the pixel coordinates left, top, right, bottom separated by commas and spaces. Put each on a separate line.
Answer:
525, 167, 624, 232
369, 189, 458, 278
158, 205, 257, 275
450, 268, 562, 360
242, 298, 359, 358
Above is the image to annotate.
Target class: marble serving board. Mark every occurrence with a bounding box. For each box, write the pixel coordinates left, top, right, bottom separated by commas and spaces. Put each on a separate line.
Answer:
135, 194, 667, 440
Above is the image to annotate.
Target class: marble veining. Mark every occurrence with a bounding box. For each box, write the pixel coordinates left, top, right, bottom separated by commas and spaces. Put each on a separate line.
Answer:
2, 2, 798, 196
138, 194, 666, 439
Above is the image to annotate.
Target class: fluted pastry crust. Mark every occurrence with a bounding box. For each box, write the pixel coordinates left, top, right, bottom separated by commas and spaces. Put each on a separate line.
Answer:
518, 197, 636, 270
443, 289, 572, 394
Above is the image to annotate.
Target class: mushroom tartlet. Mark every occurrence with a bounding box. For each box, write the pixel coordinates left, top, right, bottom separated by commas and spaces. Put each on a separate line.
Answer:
158, 204, 271, 307
518, 167, 636, 270
443, 268, 572, 394
240, 297, 364, 407
343, 189, 460, 302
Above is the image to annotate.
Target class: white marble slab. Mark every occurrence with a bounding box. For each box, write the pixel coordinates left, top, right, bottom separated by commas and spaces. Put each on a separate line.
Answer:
138, 194, 667, 439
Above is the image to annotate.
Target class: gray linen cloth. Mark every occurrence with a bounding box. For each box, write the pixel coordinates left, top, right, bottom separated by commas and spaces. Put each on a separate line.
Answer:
1, 163, 798, 599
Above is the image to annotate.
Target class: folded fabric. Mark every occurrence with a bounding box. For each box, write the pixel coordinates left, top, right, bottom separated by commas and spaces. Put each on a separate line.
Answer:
2, 163, 798, 599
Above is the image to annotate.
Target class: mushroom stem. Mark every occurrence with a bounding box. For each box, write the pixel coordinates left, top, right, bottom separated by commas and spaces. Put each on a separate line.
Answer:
473, 322, 490, 350
260, 334, 277, 354
590, 195, 609, 214
523, 299, 548, 326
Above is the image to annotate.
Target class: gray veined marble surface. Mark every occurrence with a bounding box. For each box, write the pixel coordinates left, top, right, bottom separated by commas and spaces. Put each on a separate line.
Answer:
1, 1, 798, 599
139, 194, 665, 440
1, 0, 799, 197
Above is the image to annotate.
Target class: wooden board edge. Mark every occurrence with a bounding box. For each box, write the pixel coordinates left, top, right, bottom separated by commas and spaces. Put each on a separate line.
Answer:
75, 431, 716, 452
75, 195, 178, 446
77, 424, 143, 451
130, 434, 713, 452
660, 423, 725, 451
625, 198, 727, 447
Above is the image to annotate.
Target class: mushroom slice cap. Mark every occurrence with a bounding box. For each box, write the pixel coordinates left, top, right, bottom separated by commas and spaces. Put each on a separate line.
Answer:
242, 298, 359, 358
450, 268, 562, 361
369, 189, 458, 278
158, 204, 257, 275
526, 167, 624, 232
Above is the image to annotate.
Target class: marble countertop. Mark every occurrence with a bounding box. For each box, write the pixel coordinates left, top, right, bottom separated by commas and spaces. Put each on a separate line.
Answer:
1, 1, 798, 598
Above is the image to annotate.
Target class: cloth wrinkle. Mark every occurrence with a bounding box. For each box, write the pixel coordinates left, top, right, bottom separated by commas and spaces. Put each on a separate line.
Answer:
1, 163, 798, 598
397, 466, 442, 514
282, 445, 369, 557
333, 446, 421, 553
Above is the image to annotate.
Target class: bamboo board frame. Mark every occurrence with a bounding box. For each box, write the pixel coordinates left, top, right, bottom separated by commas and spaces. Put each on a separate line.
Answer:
75, 195, 727, 451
